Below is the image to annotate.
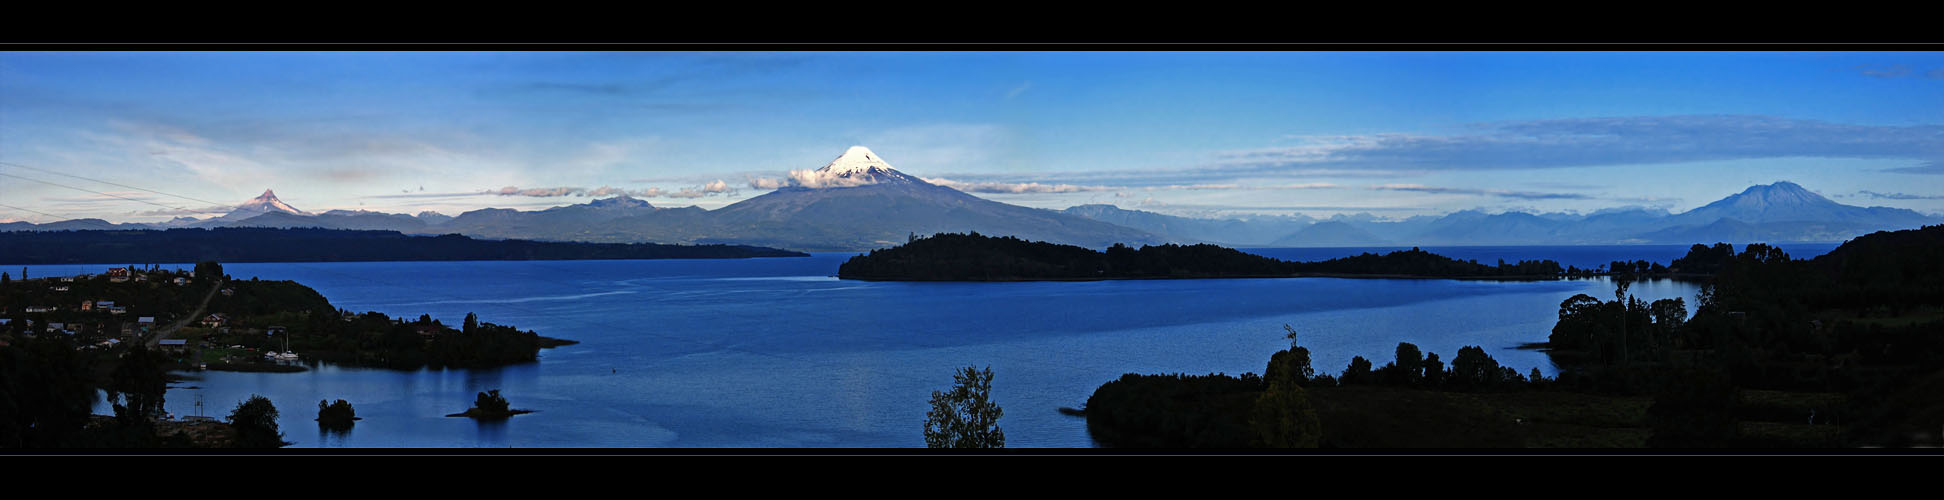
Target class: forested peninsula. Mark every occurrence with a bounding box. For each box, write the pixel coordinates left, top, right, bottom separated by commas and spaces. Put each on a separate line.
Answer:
0, 227, 807, 264
1081, 225, 1944, 448
836, 232, 1564, 281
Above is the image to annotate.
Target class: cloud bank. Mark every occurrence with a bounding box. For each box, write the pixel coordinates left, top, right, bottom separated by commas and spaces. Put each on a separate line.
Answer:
921, 178, 1115, 194
1221, 115, 1944, 174
486, 181, 736, 200
1369, 184, 1596, 200
786, 168, 879, 189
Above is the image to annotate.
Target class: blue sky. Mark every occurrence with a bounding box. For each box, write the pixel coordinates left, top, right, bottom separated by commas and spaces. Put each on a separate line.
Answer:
2, 51, 1941, 223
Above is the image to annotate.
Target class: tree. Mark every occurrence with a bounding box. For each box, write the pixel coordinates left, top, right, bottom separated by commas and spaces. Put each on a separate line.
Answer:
924, 365, 1004, 448
1450, 346, 1503, 390
317, 399, 357, 430
0, 336, 96, 447
463, 312, 479, 334
107, 346, 168, 427
228, 394, 289, 448
1420, 352, 1446, 388
1612, 277, 1633, 364
1341, 356, 1374, 385
1265, 347, 1314, 385
1266, 324, 1314, 385
474, 390, 511, 416
1249, 380, 1321, 447
1393, 342, 1424, 386
194, 261, 223, 282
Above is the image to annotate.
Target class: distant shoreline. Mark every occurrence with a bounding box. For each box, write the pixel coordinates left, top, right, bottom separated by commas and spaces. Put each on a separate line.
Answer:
841, 272, 1572, 283
843, 272, 1713, 283
0, 227, 808, 265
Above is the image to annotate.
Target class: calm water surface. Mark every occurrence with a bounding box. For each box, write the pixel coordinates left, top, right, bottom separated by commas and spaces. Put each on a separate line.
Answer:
39, 244, 1835, 448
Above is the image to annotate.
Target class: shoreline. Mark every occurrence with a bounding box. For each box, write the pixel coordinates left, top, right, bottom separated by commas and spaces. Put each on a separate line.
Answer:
840, 272, 1713, 283
168, 335, 578, 375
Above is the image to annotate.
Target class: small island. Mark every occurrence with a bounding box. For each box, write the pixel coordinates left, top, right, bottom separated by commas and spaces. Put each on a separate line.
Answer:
316, 399, 360, 430
837, 232, 1564, 282
446, 390, 532, 420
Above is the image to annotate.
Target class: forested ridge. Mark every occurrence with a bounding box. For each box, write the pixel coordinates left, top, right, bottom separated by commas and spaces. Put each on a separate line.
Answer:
838, 232, 1563, 281
1084, 225, 1944, 448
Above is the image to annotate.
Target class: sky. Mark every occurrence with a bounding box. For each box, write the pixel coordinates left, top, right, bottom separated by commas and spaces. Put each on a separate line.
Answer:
2, 51, 1941, 223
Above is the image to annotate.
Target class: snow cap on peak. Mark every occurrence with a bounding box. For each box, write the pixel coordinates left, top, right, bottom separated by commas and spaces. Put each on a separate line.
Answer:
789, 146, 915, 188
227, 188, 308, 217
820, 146, 897, 175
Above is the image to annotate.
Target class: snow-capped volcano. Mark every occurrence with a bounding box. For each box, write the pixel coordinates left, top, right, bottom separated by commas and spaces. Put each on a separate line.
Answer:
216, 189, 309, 221
787, 146, 921, 188
711, 146, 1165, 250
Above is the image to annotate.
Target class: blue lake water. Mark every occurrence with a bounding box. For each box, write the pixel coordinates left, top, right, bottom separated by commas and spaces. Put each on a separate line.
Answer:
26, 243, 1837, 448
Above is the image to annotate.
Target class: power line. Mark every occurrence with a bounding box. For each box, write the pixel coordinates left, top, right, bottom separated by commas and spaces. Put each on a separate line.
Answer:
0, 202, 64, 221
0, 171, 199, 213
0, 161, 234, 208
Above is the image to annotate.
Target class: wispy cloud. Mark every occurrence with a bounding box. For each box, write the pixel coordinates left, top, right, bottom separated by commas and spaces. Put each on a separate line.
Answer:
922, 178, 1115, 194
1005, 81, 1032, 100
746, 176, 788, 190
1848, 190, 1944, 200
132, 205, 233, 216
1218, 115, 1944, 175
363, 191, 488, 200
912, 177, 1341, 194
484, 181, 736, 199
1854, 64, 1944, 80
1882, 161, 1944, 175
1143, 183, 1341, 191
495, 186, 584, 197
1369, 184, 1595, 200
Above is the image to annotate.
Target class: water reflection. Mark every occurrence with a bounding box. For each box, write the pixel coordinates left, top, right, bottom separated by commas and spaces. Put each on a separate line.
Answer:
317, 425, 354, 447
472, 418, 507, 447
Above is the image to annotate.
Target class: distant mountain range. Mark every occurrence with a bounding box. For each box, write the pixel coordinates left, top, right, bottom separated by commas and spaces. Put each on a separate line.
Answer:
3, 149, 1937, 252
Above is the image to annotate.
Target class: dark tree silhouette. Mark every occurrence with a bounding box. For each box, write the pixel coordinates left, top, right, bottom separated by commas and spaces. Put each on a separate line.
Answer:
924, 365, 1005, 449
1393, 342, 1424, 386
1249, 380, 1321, 447
107, 346, 168, 428
228, 394, 289, 448
316, 399, 357, 430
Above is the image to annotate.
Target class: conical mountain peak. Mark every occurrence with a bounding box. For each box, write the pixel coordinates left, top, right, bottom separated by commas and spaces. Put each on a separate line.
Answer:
819, 146, 900, 176
221, 188, 308, 219
789, 146, 921, 188
1718, 181, 1835, 209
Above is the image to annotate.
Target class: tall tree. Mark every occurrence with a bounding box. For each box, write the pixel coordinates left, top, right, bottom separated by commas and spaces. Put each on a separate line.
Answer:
1393, 342, 1424, 386
1342, 356, 1374, 385
228, 394, 289, 448
924, 365, 1005, 448
1249, 380, 1321, 447
107, 346, 168, 427
1267, 324, 1314, 384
